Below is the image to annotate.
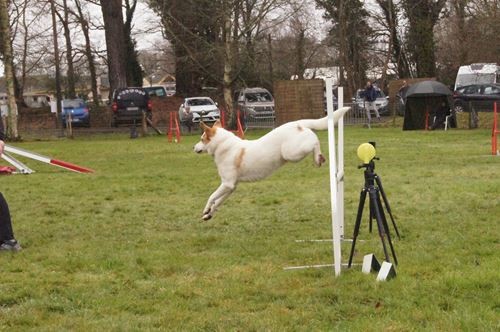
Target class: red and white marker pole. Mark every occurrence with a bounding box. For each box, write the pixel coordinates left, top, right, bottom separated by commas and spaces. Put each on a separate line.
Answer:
4, 145, 94, 173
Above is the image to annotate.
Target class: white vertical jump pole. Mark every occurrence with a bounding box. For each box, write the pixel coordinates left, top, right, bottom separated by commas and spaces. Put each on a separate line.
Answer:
326, 79, 344, 276
337, 87, 345, 239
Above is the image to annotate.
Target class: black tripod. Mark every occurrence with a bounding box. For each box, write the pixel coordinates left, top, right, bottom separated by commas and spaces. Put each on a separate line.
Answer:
348, 158, 400, 267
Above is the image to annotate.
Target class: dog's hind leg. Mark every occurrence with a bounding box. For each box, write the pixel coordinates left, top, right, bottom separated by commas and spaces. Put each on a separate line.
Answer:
202, 182, 236, 221
313, 141, 325, 167
282, 130, 324, 166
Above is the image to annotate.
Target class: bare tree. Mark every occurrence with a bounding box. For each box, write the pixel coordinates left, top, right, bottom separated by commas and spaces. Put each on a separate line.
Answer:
73, 0, 100, 106
287, 2, 326, 80
0, 0, 19, 138
56, 0, 77, 98
402, 0, 446, 77
100, 0, 128, 96
123, 0, 143, 86
316, 0, 372, 97
50, 0, 63, 124
373, 0, 411, 84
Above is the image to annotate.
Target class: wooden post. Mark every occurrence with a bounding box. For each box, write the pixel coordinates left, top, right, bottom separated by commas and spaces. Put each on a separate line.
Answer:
141, 111, 148, 136
67, 112, 73, 139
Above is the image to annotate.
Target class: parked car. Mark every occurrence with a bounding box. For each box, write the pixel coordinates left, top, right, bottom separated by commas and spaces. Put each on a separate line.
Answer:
61, 99, 90, 127
178, 97, 220, 123
111, 87, 152, 126
234, 87, 275, 119
352, 88, 389, 117
452, 83, 500, 112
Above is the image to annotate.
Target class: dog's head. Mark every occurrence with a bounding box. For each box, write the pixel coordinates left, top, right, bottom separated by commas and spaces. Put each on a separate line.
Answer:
194, 120, 222, 154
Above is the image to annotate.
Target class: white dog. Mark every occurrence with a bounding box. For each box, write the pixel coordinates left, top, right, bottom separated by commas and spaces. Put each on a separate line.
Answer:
194, 107, 350, 220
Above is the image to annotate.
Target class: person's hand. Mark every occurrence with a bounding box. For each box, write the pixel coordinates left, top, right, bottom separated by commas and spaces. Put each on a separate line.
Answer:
0, 140, 4, 155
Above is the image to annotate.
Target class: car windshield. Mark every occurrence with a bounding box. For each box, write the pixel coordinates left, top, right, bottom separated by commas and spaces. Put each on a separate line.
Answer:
187, 98, 213, 106
245, 92, 272, 102
145, 87, 166, 97
63, 100, 85, 108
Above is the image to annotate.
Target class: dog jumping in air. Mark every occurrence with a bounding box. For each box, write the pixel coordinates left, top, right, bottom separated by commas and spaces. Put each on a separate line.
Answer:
194, 107, 350, 220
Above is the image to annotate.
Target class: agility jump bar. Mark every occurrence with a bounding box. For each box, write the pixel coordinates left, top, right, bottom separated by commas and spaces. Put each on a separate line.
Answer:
4, 144, 94, 174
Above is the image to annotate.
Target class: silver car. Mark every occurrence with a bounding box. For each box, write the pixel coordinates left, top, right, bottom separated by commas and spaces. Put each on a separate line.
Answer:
179, 97, 220, 123
235, 87, 275, 119
352, 88, 389, 116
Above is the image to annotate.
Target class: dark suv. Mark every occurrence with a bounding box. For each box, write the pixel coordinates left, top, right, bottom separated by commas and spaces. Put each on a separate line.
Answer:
453, 83, 500, 112
111, 87, 152, 126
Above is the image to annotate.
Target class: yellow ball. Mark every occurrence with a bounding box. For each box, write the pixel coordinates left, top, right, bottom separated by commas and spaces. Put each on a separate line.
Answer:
357, 143, 376, 163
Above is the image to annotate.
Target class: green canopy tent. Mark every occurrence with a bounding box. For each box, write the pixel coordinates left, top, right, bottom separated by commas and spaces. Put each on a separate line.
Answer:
403, 81, 453, 130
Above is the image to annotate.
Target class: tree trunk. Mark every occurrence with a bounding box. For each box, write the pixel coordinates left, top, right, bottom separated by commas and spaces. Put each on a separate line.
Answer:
61, 0, 76, 99
295, 29, 306, 80
404, 0, 446, 77
101, 0, 128, 96
75, 0, 99, 107
223, 0, 234, 119
124, 0, 143, 86
338, 0, 354, 97
50, 0, 63, 129
0, 0, 19, 139
267, 33, 274, 87
379, 0, 393, 91
453, 0, 468, 65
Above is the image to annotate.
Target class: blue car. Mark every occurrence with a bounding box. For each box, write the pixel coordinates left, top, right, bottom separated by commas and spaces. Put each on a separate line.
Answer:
61, 99, 90, 127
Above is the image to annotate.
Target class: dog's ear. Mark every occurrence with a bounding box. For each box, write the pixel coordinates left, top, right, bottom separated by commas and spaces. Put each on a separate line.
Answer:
200, 121, 210, 131
213, 120, 222, 128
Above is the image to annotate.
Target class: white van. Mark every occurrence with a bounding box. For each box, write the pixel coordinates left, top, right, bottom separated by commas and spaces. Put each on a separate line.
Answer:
454, 63, 500, 90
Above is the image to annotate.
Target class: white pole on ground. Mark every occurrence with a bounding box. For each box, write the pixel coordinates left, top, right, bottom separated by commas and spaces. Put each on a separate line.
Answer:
4, 145, 94, 173
326, 78, 342, 276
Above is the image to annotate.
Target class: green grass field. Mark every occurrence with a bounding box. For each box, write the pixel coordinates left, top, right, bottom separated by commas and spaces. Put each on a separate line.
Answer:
1, 125, 499, 330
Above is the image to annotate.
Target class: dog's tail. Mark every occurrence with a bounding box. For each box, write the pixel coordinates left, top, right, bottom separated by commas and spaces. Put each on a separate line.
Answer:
298, 107, 350, 130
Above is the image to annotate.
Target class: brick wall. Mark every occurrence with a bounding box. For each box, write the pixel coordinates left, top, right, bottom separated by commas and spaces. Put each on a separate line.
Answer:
273, 79, 325, 125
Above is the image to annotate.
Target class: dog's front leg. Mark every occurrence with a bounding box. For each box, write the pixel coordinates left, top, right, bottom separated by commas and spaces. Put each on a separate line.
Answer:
202, 183, 235, 221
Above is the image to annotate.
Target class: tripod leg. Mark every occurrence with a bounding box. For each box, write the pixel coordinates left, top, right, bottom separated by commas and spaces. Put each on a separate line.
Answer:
369, 188, 391, 263
375, 191, 398, 266
369, 198, 373, 233
375, 175, 401, 239
348, 189, 367, 267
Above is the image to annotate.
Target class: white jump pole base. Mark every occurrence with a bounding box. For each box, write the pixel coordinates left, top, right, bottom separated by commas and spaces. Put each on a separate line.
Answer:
376, 261, 397, 281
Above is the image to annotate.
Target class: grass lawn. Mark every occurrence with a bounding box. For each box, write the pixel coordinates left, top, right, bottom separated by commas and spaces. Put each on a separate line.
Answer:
1, 125, 499, 330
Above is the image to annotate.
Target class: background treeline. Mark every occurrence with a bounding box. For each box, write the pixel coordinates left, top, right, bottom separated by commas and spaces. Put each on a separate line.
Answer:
0, 0, 499, 136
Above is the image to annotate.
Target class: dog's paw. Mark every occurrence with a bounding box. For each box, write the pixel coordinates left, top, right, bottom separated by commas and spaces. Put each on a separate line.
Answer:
316, 154, 326, 167
202, 213, 212, 221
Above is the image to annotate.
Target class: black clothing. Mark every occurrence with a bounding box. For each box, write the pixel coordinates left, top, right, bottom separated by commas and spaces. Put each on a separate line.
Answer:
364, 85, 377, 102
0, 193, 14, 241
0, 119, 17, 244
0, 117, 4, 141
431, 104, 450, 130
